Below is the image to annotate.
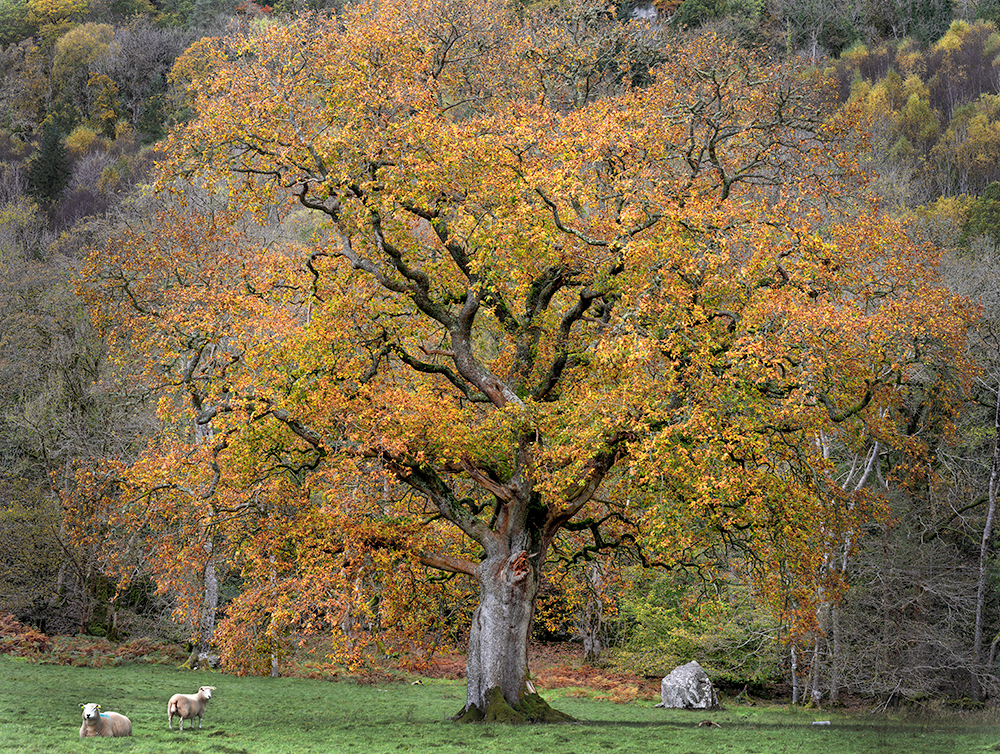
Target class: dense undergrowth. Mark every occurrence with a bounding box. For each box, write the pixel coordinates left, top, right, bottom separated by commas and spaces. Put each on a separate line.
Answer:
0, 614, 188, 668
0, 613, 663, 703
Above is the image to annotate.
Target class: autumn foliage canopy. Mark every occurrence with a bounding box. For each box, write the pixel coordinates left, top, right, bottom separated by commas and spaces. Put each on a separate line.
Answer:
77, 0, 971, 720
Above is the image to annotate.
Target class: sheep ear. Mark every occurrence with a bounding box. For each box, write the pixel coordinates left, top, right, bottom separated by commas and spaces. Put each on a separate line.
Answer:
79, 704, 85, 709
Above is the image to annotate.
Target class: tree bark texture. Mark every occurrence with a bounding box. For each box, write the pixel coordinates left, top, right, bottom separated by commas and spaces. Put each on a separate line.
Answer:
456, 548, 573, 723
790, 644, 801, 705
199, 552, 219, 651
974, 385, 1000, 670
465, 551, 534, 712
184, 552, 219, 670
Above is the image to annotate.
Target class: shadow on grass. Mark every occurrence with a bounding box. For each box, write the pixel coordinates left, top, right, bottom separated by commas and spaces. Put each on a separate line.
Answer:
551, 716, 989, 733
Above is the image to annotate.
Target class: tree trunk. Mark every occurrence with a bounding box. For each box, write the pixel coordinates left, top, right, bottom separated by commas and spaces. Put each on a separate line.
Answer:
790, 644, 801, 705
829, 604, 841, 705
974, 385, 1000, 673
580, 600, 604, 666
199, 551, 219, 650
579, 563, 606, 666
186, 547, 219, 669
454, 548, 573, 724
809, 638, 822, 706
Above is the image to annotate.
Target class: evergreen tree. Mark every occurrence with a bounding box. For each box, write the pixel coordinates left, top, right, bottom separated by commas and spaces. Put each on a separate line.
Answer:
26, 120, 71, 203
960, 181, 1000, 248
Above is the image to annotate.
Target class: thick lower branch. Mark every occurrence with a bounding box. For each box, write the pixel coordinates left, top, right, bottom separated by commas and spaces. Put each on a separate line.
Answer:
419, 550, 477, 576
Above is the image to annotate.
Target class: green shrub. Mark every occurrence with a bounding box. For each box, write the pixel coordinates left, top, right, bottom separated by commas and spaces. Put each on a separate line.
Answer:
615, 573, 782, 687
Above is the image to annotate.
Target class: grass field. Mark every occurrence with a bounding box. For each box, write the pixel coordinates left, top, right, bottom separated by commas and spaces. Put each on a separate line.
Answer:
2, 655, 1000, 754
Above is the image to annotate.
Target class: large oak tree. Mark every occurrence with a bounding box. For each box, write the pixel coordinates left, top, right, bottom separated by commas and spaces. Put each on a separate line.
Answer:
82, 0, 971, 721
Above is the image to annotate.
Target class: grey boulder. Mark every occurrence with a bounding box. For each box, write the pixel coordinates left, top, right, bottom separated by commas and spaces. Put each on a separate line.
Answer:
658, 660, 718, 710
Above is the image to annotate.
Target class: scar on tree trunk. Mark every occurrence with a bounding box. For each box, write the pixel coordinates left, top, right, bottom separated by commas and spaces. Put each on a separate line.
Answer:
450, 550, 576, 724
452, 687, 576, 724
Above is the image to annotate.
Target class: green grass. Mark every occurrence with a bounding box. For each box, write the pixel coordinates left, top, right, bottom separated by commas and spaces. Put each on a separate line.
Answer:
2, 655, 1000, 754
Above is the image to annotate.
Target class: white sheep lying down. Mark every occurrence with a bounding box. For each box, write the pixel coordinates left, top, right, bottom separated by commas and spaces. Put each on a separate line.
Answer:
167, 685, 215, 731
79, 703, 132, 737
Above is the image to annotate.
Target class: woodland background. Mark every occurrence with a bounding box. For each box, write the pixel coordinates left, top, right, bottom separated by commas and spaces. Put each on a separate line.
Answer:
3, 0, 1000, 710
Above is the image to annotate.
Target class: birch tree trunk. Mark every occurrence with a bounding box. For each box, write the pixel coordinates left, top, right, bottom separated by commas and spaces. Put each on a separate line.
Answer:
830, 604, 841, 705
791, 644, 801, 705
811, 435, 882, 704
973, 385, 1000, 671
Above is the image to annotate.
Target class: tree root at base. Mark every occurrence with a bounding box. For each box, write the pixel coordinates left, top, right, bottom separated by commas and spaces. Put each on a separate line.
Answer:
453, 687, 576, 724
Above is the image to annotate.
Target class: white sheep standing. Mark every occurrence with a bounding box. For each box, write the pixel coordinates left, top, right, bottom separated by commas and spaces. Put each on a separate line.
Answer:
167, 685, 216, 731
79, 703, 132, 737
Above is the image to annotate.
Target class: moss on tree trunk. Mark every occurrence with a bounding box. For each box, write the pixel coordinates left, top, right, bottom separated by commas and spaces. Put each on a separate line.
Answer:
453, 547, 574, 724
